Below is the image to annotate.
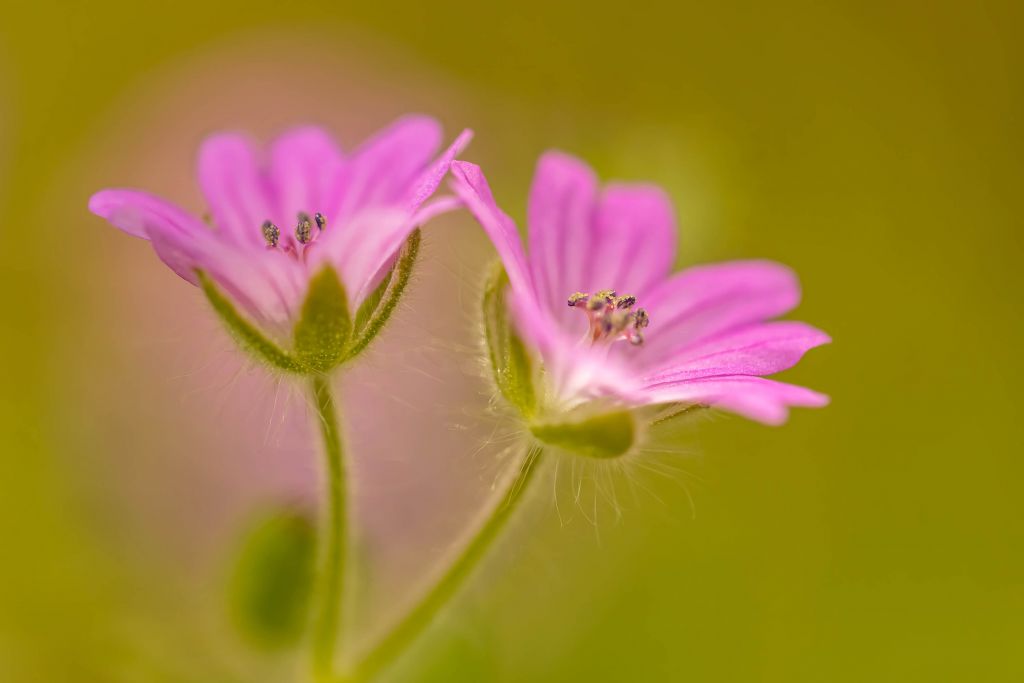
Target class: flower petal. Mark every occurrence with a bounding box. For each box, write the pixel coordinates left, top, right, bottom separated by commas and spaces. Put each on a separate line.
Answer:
89, 188, 302, 325
637, 260, 802, 366
312, 128, 472, 307
89, 188, 204, 241
589, 183, 676, 298
148, 228, 305, 327
406, 128, 473, 211
527, 151, 599, 319
325, 115, 442, 223
450, 161, 534, 300
643, 321, 830, 384
642, 376, 830, 426
197, 133, 276, 247
268, 126, 345, 227
450, 160, 562, 358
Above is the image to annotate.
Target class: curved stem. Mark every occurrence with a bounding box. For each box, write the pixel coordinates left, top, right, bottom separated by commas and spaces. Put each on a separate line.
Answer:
310, 374, 348, 682
348, 445, 544, 681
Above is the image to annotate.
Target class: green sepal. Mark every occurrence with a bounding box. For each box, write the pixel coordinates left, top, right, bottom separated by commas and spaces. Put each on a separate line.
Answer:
293, 265, 352, 373
347, 229, 421, 359
482, 262, 536, 418
531, 410, 636, 459
197, 271, 306, 373
228, 506, 316, 650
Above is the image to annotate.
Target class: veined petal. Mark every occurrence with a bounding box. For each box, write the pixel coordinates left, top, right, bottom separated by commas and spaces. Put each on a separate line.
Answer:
89, 188, 303, 325
451, 161, 565, 361
269, 126, 345, 226
638, 260, 802, 366
198, 133, 276, 247
314, 121, 466, 294
589, 183, 676, 298
642, 376, 830, 426
527, 151, 598, 319
450, 161, 534, 300
644, 321, 830, 384
325, 115, 442, 223
337, 196, 462, 307
406, 128, 473, 212
311, 128, 471, 307
89, 188, 204, 240
148, 227, 305, 327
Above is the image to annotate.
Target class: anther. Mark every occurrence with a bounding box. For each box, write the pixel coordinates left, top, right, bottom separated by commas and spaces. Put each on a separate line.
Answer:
568, 292, 590, 307
567, 288, 651, 347
295, 213, 313, 244
261, 220, 280, 247
615, 295, 637, 309
314, 212, 327, 230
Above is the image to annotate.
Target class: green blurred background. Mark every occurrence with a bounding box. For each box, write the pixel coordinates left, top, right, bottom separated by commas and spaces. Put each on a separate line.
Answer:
1, 1, 1022, 681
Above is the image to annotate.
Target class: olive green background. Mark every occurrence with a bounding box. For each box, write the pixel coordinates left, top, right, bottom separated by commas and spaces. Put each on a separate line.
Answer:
1, 1, 1022, 681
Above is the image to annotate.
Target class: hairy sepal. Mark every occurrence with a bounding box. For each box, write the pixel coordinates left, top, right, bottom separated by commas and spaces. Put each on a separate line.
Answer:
530, 410, 636, 459
482, 262, 536, 418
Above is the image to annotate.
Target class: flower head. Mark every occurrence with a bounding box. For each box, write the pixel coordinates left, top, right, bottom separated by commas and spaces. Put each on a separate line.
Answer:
451, 153, 829, 454
90, 116, 472, 372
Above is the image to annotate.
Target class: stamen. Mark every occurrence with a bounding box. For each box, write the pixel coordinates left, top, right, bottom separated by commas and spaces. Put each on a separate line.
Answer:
262, 220, 280, 247
314, 212, 327, 230
634, 309, 649, 329
295, 212, 313, 244
567, 288, 650, 347
568, 292, 590, 307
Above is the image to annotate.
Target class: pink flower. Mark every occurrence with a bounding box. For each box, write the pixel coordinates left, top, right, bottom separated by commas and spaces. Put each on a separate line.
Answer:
451, 153, 830, 427
90, 116, 472, 334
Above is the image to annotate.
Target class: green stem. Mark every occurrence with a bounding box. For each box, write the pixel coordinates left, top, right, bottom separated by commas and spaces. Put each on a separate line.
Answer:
310, 375, 348, 682
348, 445, 544, 681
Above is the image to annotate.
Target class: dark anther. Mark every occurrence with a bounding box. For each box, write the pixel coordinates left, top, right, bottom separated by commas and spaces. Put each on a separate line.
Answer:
261, 220, 280, 247
615, 295, 637, 309
295, 213, 313, 244
314, 212, 327, 230
634, 309, 650, 329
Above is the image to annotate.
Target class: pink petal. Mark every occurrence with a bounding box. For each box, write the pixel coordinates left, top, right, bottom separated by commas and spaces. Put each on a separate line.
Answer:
197, 133, 276, 247
325, 115, 442, 223
89, 189, 302, 324
589, 183, 676, 297
527, 151, 598, 318
406, 128, 473, 212
449, 161, 534, 300
148, 228, 305, 326
638, 260, 802, 366
89, 188, 205, 241
332, 197, 460, 307
642, 376, 830, 426
312, 128, 472, 306
643, 321, 830, 384
450, 161, 561, 357
268, 126, 345, 227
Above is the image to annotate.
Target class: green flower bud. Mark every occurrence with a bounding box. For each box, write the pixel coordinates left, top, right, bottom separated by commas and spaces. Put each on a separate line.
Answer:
228, 506, 316, 650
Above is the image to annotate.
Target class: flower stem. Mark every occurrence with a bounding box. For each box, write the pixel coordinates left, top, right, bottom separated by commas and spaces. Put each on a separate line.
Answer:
348, 445, 544, 681
310, 374, 348, 682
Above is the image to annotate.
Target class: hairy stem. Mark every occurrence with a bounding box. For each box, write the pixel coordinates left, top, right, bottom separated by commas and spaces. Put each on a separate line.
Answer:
310, 375, 348, 681
348, 445, 543, 681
